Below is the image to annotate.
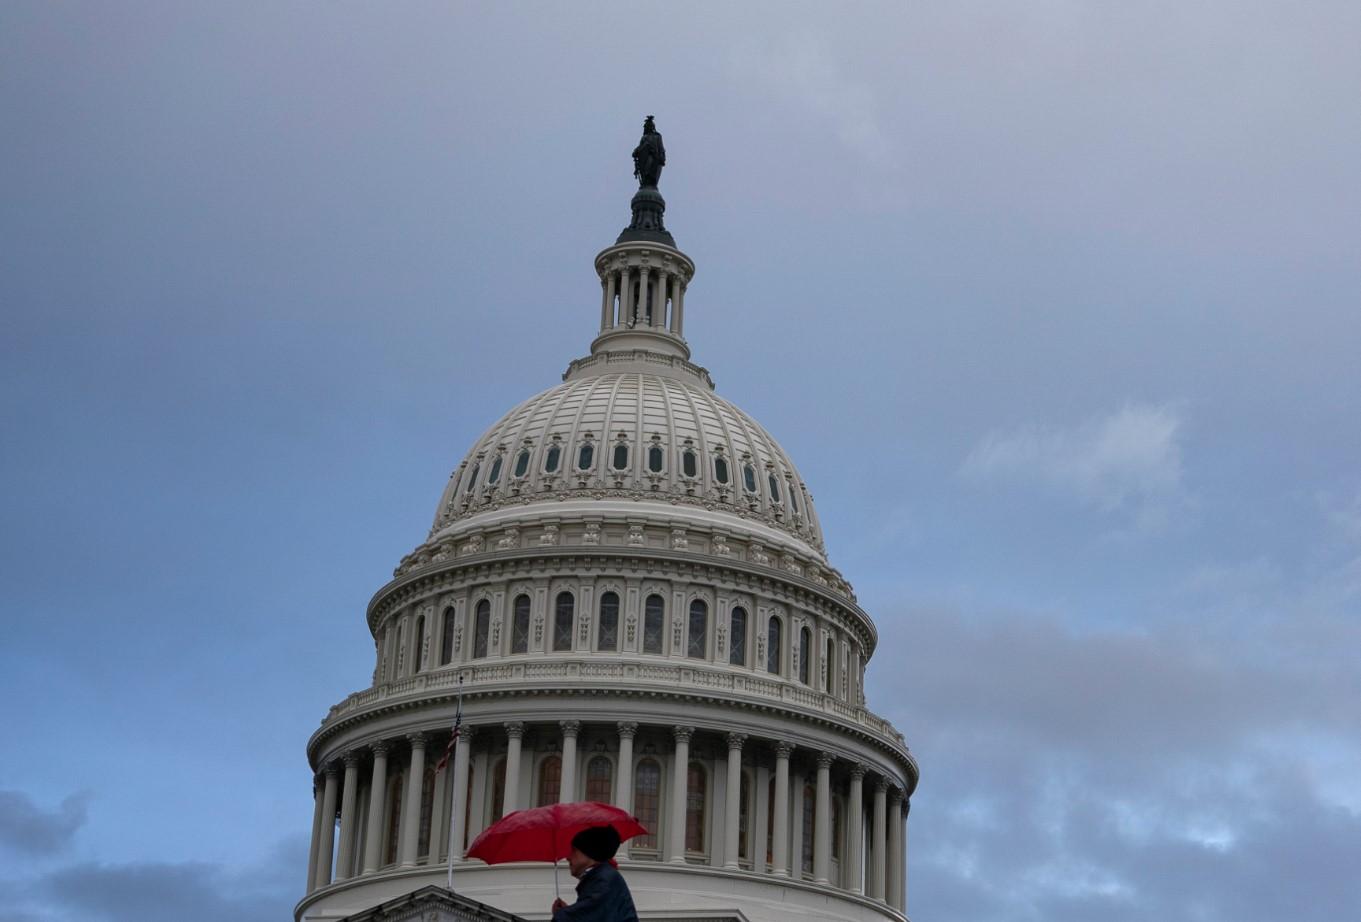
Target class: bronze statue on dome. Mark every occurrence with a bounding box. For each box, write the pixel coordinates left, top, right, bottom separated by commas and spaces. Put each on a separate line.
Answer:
631, 116, 666, 188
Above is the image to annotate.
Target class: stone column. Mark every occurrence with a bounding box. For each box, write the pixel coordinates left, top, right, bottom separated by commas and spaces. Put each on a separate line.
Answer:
771, 741, 793, 877
723, 733, 746, 869
335, 751, 362, 879
614, 722, 638, 859
600, 276, 611, 331
814, 752, 833, 883
502, 722, 524, 815
621, 267, 634, 325
449, 727, 476, 859
313, 764, 339, 890
559, 721, 581, 803
672, 281, 685, 334
871, 777, 887, 901
361, 742, 390, 874
847, 763, 866, 894
669, 726, 693, 863
638, 265, 651, 326
399, 734, 427, 867
306, 775, 325, 891
889, 791, 906, 911
653, 272, 666, 328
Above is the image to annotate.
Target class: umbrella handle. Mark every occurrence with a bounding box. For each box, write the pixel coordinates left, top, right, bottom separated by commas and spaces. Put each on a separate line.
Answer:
554, 858, 561, 901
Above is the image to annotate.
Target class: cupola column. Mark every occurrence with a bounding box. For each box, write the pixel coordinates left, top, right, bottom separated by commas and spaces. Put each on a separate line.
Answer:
502, 722, 525, 815
723, 733, 746, 869
600, 276, 612, 331
313, 764, 339, 889
361, 741, 390, 874
871, 777, 888, 901
306, 775, 325, 891
335, 751, 362, 879
559, 721, 581, 803
448, 726, 475, 858
652, 272, 666, 329
671, 280, 685, 335
399, 734, 427, 867
847, 763, 867, 894
668, 726, 694, 863
814, 752, 833, 883
620, 267, 634, 326
637, 265, 651, 327
771, 742, 793, 877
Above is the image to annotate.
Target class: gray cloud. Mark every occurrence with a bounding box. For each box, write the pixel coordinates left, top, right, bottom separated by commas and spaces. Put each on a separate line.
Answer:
0, 792, 87, 857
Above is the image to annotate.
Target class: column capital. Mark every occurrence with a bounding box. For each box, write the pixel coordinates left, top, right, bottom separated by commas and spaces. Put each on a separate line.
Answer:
560, 720, 582, 738
459, 725, 479, 744
726, 732, 747, 751
874, 776, 890, 793
406, 732, 428, 750
816, 751, 835, 769
672, 725, 694, 744
849, 761, 868, 780
322, 761, 341, 778
370, 739, 391, 757
774, 740, 795, 759
504, 721, 525, 740
888, 784, 904, 804
616, 721, 639, 739
342, 750, 363, 768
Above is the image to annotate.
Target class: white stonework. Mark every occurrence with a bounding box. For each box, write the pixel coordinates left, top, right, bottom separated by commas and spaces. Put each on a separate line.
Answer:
298, 155, 918, 922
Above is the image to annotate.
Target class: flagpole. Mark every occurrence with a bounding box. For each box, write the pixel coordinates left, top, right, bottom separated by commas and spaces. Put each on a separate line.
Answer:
441, 675, 465, 892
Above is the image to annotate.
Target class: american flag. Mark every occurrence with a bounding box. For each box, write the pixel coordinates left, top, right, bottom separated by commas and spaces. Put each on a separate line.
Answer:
434, 681, 464, 774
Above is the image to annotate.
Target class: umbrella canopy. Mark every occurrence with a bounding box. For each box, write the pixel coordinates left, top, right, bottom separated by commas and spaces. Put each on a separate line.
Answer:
466, 801, 648, 865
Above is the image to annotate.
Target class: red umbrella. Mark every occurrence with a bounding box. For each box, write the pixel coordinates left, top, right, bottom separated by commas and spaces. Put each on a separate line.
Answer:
466, 801, 647, 865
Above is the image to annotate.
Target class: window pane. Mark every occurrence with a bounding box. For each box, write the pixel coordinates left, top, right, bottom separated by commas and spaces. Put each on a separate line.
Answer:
545, 445, 561, 473
598, 592, 619, 651
512, 595, 531, 654
714, 456, 729, 484
491, 758, 506, 821
738, 770, 751, 860
743, 464, 757, 493
767, 618, 782, 674
578, 442, 593, 470
801, 785, 815, 875
613, 444, 629, 470
537, 756, 561, 807
441, 607, 456, 665
466, 464, 480, 493
729, 607, 747, 666
648, 444, 664, 473
585, 756, 612, 803
768, 473, 781, 503
413, 616, 426, 671
799, 627, 811, 684
514, 449, 530, 478
682, 450, 697, 478
634, 759, 661, 851
473, 601, 490, 659
643, 595, 665, 654
687, 600, 707, 659
488, 456, 502, 484
554, 593, 574, 651
685, 762, 706, 852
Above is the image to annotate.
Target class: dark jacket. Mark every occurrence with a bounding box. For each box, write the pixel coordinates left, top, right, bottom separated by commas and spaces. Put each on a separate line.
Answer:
552, 862, 639, 922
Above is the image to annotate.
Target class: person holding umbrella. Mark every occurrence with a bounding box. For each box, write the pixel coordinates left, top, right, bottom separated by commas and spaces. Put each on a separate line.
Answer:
550, 825, 638, 922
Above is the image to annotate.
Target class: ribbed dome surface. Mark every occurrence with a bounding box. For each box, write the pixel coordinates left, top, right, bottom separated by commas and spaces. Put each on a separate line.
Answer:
432, 370, 825, 553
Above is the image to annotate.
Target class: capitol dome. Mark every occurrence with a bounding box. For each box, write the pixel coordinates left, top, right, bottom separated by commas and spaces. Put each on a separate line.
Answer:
299, 120, 916, 922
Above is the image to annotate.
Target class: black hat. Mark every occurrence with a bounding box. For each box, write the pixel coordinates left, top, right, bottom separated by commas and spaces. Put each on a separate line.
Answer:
571, 825, 621, 862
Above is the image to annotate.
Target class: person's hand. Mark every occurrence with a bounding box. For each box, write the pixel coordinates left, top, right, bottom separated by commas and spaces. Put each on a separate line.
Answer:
552, 897, 567, 912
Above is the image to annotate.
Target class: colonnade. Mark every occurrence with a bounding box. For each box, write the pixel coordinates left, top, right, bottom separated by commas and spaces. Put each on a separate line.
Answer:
307, 720, 909, 914
599, 261, 687, 336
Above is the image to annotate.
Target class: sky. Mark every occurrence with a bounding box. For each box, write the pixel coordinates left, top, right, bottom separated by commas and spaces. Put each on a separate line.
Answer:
2, 2, 1359, 920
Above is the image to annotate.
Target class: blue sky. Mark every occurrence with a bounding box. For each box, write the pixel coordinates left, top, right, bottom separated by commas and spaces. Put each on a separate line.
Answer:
2, 3, 1358, 921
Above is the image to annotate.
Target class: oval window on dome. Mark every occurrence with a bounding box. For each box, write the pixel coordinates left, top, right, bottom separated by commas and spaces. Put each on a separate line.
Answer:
648, 444, 664, 473
545, 444, 561, 473
577, 442, 594, 470
612, 443, 629, 471
768, 473, 781, 504
465, 463, 480, 493
513, 449, 530, 478
742, 464, 757, 493
681, 449, 697, 478
488, 456, 503, 485
714, 455, 729, 485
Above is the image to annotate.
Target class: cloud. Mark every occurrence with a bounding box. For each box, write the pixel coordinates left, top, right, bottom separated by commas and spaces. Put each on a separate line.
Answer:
0, 792, 87, 857
961, 403, 1188, 531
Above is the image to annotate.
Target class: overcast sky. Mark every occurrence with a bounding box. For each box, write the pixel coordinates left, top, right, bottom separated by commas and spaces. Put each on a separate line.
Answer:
3, 3, 1359, 921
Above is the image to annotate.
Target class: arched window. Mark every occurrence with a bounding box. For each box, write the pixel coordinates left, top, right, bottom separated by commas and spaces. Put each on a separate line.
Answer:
647, 443, 664, 473
513, 449, 531, 478
598, 591, 619, 651
473, 600, 490, 659
799, 626, 812, 685
825, 635, 836, 692
643, 594, 665, 654
465, 463, 480, 494
544, 443, 561, 473
634, 759, 661, 852
537, 756, 561, 807
765, 776, 775, 864
395, 621, 406, 676
685, 761, 707, 853
577, 440, 594, 471
488, 455, 503, 485
418, 764, 437, 858
491, 758, 506, 822
767, 617, 782, 675
413, 615, 426, 671
553, 592, 574, 651
743, 463, 757, 493
511, 595, 531, 654
801, 783, 815, 877
681, 448, 697, 478
612, 443, 629, 471
687, 599, 707, 659
729, 606, 748, 666
768, 473, 782, 504
440, 607, 456, 665
713, 454, 730, 485
585, 756, 612, 803
383, 770, 404, 866
738, 769, 752, 862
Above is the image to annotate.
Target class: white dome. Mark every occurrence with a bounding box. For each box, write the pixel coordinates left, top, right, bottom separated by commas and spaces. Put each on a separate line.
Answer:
431, 367, 826, 558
